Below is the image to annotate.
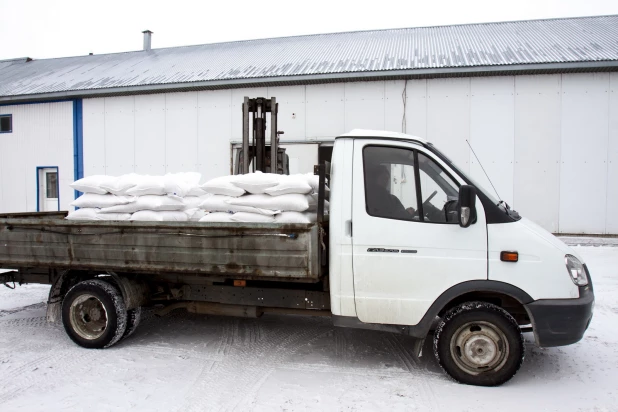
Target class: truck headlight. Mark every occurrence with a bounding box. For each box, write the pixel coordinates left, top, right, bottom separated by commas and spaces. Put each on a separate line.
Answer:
565, 255, 589, 286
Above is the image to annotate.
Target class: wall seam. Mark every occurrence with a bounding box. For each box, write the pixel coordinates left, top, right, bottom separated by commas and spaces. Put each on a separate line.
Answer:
604, 74, 612, 234
511, 76, 516, 207
424, 79, 428, 139
103, 98, 107, 175
557, 74, 563, 233
164, 94, 167, 173
196, 91, 199, 171
133, 96, 136, 172
303, 85, 307, 140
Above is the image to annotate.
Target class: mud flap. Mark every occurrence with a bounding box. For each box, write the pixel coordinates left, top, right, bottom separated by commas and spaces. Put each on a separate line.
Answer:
46, 301, 62, 324
412, 337, 425, 357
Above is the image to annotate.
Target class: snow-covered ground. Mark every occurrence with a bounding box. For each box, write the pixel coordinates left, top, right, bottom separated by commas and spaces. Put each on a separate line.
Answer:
0, 245, 616, 411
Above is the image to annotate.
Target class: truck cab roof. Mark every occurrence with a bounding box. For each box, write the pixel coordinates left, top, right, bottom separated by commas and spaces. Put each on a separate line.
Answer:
337, 129, 428, 145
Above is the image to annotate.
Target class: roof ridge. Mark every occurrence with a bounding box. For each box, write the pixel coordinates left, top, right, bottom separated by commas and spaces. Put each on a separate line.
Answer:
112, 14, 618, 55
12, 14, 618, 62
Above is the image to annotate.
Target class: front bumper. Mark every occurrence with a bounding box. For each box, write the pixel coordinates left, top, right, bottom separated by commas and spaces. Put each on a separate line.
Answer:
525, 270, 594, 347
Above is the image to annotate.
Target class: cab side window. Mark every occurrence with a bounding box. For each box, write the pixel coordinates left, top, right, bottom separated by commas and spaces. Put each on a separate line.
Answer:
363, 146, 419, 221
417, 153, 460, 223
363, 146, 460, 223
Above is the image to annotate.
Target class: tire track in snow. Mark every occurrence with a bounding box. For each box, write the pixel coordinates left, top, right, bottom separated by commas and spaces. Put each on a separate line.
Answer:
177, 316, 330, 412
0, 316, 48, 328
128, 344, 224, 362
385, 334, 440, 410
0, 302, 46, 318
335, 328, 348, 368
279, 362, 411, 377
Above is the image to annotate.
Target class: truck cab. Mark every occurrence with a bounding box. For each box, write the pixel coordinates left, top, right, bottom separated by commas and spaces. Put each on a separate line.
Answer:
328, 129, 594, 385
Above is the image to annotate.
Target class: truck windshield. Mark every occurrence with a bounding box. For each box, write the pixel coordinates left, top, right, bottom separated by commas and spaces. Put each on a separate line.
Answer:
425, 143, 503, 208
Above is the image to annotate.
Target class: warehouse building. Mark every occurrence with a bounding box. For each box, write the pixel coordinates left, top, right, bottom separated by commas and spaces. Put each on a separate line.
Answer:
0, 15, 617, 234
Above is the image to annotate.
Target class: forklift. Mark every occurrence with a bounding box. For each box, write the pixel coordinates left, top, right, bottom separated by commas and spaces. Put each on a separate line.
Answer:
234, 96, 289, 175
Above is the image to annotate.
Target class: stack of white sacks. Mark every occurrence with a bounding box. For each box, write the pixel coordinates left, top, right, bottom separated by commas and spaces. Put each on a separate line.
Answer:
66, 171, 328, 224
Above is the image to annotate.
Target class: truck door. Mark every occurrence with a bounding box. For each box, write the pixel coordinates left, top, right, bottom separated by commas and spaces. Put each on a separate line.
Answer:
352, 140, 487, 326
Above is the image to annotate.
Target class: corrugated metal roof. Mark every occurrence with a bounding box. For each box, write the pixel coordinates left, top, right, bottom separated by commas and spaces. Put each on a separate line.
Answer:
1, 15, 617, 101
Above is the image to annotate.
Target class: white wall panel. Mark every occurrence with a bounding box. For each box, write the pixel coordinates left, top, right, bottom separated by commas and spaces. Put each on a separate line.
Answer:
135, 94, 166, 175
384, 80, 429, 136
103, 96, 135, 175
469, 77, 515, 206
267, 86, 306, 141
83, 98, 106, 175
384, 80, 405, 133
198, 90, 233, 180
48, 102, 75, 212
0, 105, 29, 212
165, 92, 198, 172
606, 72, 618, 233
306, 83, 345, 139
20, 104, 51, 212
281, 143, 318, 174
0, 102, 73, 213
513, 75, 562, 232
559, 73, 610, 233
344, 81, 385, 131
426, 78, 471, 174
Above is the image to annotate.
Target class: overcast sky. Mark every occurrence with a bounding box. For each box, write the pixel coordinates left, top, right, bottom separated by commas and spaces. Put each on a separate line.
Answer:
1, 0, 617, 60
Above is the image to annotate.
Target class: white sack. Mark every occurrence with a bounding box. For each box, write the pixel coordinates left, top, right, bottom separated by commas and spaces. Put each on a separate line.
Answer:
263, 175, 312, 196
100, 173, 141, 196
125, 175, 166, 196
130, 210, 188, 222
163, 172, 202, 197
67, 208, 130, 221
183, 195, 211, 210
187, 186, 208, 196
99, 195, 185, 213
71, 194, 135, 209
199, 195, 278, 215
231, 171, 281, 194
274, 211, 317, 224
66, 208, 99, 220
201, 176, 245, 197
227, 193, 309, 212
303, 173, 329, 192
70, 175, 116, 194
199, 212, 235, 223
230, 212, 275, 223
307, 193, 330, 212
184, 208, 207, 222
94, 212, 132, 221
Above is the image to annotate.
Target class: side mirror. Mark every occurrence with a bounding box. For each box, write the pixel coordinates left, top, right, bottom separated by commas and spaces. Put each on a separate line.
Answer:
458, 185, 477, 228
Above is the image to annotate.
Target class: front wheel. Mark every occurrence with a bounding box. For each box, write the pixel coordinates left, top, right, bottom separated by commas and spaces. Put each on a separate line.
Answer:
62, 279, 128, 349
433, 301, 524, 386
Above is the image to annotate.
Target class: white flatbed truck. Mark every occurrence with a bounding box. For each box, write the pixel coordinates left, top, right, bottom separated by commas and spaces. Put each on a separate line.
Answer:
0, 129, 594, 386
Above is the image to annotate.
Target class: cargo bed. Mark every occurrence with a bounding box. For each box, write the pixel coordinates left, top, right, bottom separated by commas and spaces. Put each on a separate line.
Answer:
0, 212, 324, 283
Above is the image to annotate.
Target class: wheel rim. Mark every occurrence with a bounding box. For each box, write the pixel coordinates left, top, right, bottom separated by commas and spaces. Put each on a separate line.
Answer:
450, 321, 509, 375
69, 294, 109, 340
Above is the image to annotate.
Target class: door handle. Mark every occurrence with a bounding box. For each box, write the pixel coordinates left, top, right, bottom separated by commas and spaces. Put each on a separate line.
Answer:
345, 220, 352, 237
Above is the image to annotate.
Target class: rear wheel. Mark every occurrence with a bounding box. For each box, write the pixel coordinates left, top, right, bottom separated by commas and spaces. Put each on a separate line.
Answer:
433, 301, 524, 386
62, 279, 128, 349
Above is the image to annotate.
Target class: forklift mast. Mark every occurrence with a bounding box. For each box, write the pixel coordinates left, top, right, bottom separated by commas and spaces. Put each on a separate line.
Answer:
236, 96, 288, 175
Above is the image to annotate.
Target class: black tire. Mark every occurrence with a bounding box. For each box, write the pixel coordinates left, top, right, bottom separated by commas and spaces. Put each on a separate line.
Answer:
62, 279, 128, 349
122, 307, 142, 339
433, 301, 524, 386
